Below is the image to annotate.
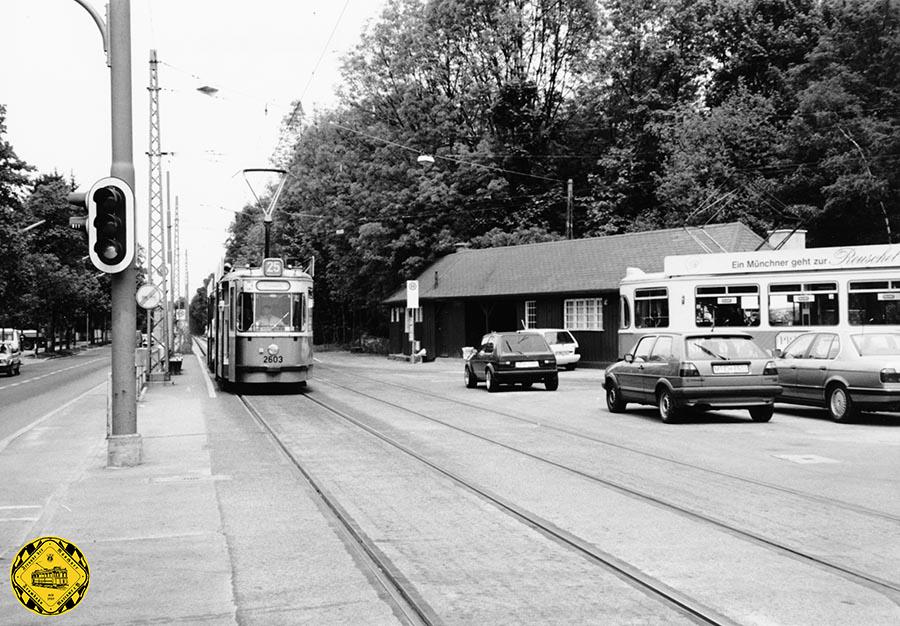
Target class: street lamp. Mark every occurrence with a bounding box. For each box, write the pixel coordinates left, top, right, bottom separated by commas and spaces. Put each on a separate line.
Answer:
196, 85, 219, 96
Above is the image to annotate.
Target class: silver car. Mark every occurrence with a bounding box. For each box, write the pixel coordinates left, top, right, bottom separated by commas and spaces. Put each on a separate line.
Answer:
775, 330, 900, 421
603, 332, 781, 423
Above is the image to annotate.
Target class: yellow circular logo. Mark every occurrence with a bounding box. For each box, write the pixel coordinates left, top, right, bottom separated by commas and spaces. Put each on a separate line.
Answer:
10, 536, 90, 615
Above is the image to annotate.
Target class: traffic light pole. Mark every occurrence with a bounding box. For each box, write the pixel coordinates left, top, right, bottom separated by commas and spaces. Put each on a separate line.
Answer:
106, 0, 141, 466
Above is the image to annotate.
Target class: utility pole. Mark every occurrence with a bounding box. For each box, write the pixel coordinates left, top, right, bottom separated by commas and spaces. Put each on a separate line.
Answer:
146, 49, 169, 380
106, 0, 140, 466
566, 178, 574, 240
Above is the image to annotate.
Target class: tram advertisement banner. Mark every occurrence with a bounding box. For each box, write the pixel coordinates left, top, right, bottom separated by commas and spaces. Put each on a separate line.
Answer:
665, 243, 900, 277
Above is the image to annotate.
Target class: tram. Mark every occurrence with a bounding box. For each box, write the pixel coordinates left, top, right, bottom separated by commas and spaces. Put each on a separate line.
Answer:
618, 242, 900, 355
207, 257, 314, 387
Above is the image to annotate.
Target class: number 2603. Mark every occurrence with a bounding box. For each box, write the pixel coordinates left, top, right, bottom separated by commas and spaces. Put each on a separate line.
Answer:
263, 355, 283, 364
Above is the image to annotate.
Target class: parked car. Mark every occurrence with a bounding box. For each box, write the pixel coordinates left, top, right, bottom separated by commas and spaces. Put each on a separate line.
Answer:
0, 341, 22, 376
603, 332, 780, 423
519, 329, 581, 370
774, 330, 900, 421
465, 332, 558, 391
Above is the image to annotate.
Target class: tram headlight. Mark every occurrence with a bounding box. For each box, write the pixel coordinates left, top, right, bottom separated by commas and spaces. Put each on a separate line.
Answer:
266, 343, 279, 356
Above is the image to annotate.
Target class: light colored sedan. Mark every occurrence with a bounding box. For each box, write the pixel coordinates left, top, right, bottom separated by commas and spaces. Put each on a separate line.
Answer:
603, 332, 780, 423
774, 330, 900, 421
518, 329, 581, 370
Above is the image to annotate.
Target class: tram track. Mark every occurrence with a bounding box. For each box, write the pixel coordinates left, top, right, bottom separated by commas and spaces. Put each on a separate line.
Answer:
237, 394, 436, 626
275, 389, 734, 625
311, 366, 900, 599
317, 362, 900, 525
192, 339, 433, 625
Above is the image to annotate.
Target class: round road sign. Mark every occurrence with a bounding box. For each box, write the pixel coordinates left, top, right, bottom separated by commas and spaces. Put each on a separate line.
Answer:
136, 284, 163, 310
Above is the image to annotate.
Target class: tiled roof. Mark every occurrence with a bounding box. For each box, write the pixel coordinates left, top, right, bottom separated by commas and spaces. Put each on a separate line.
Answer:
385, 222, 767, 303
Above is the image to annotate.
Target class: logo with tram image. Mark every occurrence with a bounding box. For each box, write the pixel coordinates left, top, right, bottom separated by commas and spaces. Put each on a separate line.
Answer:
10, 536, 90, 616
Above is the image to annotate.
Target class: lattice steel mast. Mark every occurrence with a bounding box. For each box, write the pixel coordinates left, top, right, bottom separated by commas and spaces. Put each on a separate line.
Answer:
146, 49, 169, 379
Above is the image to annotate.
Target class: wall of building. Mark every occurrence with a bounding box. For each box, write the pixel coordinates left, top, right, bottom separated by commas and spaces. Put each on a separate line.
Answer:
387, 290, 623, 365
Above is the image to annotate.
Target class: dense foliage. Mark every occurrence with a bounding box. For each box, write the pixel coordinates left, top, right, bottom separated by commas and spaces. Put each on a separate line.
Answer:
0, 105, 113, 349
201, 2, 900, 342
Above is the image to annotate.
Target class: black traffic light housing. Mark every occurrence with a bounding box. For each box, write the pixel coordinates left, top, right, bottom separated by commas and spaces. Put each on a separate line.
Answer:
86, 177, 134, 273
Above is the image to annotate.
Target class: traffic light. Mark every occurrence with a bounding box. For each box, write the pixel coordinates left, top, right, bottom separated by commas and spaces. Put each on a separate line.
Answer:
86, 177, 134, 273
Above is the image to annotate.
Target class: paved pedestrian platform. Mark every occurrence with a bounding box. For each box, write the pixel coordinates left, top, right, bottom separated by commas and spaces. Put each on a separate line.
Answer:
0, 349, 400, 625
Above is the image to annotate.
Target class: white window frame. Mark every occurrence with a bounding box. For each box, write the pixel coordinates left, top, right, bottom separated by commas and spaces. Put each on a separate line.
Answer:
525, 300, 536, 329
564, 298, 603, 330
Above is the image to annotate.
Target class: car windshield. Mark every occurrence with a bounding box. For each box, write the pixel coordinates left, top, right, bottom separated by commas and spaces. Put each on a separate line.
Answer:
499, 334, 548, 355
851, 333, 900, 356
686, 336, 768, 360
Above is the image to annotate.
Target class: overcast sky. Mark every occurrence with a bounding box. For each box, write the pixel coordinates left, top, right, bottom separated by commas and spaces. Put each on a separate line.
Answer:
1, 0, 385, 290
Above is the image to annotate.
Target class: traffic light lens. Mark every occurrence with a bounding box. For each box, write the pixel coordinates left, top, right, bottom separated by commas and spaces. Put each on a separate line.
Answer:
100, 242, 122, 260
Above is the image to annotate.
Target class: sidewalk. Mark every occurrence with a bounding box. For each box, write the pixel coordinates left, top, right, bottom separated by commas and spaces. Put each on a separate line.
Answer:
1, 350, 401, 625
0, 355, 235, 625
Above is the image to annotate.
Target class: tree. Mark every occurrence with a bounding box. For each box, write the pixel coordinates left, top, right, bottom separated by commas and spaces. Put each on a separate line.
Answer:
781, 0, 900, 245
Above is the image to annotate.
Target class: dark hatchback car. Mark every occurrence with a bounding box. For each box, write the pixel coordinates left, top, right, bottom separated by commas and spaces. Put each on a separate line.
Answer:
774, 330, 900, 421
465, 332, 558, 392
603, 332, 781, 423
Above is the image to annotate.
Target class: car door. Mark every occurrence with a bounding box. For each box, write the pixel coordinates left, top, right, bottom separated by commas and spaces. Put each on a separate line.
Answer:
643, 335, 676, 396
617, 336, 656, 401
470, 337, 495, 380
777, 333, 815, 401
794, 333, 838, 404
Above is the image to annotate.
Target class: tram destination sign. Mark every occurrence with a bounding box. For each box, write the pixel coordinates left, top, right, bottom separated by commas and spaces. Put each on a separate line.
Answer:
664, 243, 900, 277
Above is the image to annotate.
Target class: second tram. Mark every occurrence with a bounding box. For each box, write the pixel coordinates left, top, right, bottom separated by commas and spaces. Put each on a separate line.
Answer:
207, 257, 314, 387
618, 242, 900, 355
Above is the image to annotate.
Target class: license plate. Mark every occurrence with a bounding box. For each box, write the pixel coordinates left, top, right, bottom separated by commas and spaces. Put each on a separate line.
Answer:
515, 361, 539, 368
712, 363, 749, 374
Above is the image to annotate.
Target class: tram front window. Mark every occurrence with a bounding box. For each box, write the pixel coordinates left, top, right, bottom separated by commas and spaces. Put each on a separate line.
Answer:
253, 294, 291, 331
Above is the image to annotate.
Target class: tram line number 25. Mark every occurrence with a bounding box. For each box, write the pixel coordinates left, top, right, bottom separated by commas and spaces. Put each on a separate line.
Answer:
263, 355, 284, 364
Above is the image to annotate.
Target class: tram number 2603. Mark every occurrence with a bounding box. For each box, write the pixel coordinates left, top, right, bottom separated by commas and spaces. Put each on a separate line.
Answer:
263, 355, 284, 364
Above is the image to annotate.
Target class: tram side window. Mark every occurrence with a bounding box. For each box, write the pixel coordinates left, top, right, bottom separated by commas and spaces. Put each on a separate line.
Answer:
848, 279, 900, 325
619, 295, 631, 329
634, 288, 669, 328
769, 282, 838, 326
291, 293, 307, 332
237, 293, 254, 331
695, 285, 759, 327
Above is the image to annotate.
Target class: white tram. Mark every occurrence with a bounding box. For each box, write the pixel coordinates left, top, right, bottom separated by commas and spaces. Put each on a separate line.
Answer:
207, 257, 314, 387
618, 242, 900, 356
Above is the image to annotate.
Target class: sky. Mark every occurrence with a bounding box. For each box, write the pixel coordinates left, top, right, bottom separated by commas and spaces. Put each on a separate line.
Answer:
1, 0, 387, 296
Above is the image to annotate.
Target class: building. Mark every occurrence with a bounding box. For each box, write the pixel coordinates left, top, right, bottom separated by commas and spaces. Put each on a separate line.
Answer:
384, 222, 771, 366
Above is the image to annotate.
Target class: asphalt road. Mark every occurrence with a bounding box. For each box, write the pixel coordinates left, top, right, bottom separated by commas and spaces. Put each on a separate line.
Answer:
0, 346, 111, 444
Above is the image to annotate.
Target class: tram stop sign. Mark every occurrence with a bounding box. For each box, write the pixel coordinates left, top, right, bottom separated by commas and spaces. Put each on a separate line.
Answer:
406, 280, 419, 309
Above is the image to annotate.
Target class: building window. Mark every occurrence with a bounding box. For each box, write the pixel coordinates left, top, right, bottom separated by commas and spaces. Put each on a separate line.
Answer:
696, 284, 760, 327
524, 301, 536, 329
769, 282, 838, 326
408, 307, 422, 323
635, 288, 669, 328
564, 298, 603, 330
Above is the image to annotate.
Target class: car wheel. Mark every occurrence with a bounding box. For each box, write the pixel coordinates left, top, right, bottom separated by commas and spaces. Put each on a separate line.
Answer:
465, 367, 478, 388
545, 373, 559, 391
606, 381, 626, 413
827, 385, 857, 422
658, 388, 680, 423
485, 367, 499, 392
749, 405, 774, 422
520, 382, 533, 389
